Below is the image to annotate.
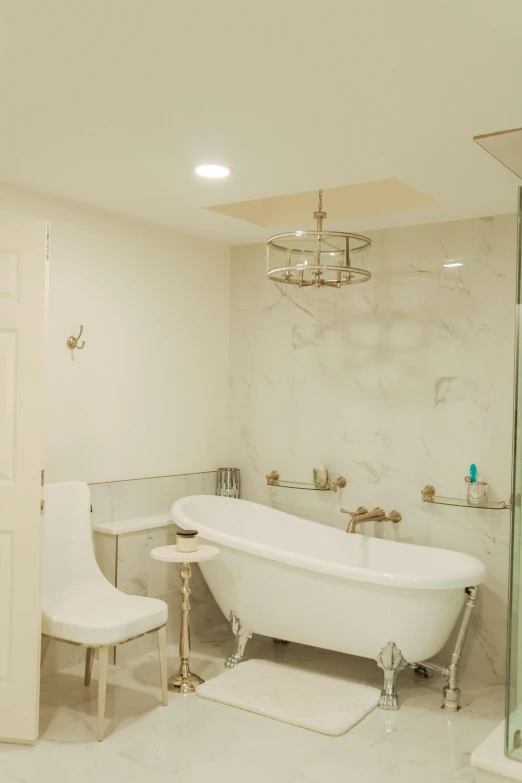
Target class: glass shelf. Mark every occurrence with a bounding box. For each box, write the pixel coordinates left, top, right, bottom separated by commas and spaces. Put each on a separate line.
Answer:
266, 471, 346, 493
267, 479, 333, 492
423, 495, 510, 510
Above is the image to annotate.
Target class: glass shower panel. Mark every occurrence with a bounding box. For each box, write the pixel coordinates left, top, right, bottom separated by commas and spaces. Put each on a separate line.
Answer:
507, 186, 522, 760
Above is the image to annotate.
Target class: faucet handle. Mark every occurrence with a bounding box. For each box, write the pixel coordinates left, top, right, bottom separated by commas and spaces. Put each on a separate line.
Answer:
340, 506, 368, 518
385, 510, 402, 523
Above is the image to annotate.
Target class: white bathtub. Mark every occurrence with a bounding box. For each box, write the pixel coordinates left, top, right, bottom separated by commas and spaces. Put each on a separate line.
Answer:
171, 495, 486, 664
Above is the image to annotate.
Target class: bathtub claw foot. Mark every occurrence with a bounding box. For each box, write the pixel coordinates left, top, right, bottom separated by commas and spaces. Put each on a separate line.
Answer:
225, 612, 253, 669
378, 691, 400, 711
376, 642, 407, 711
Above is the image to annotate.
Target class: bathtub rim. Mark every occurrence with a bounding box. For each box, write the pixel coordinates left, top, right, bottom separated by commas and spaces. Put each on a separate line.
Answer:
171, 496, 486, 591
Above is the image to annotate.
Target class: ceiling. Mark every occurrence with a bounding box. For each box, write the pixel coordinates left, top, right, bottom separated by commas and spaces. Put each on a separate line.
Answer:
475, 128, 522, 179
0, 0, 521, 245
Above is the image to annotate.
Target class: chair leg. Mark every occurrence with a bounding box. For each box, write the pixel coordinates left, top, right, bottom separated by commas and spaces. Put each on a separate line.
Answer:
158, 625, 168, 706
40, 636, 51, 669
97, 646, 109, 742
84, 647, 94, 686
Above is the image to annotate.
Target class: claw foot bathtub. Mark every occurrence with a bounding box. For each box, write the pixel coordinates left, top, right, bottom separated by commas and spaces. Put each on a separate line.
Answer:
171, 495, 486, 709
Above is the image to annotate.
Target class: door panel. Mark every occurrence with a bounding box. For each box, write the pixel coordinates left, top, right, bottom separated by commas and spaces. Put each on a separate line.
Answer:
0, 210, 47, 742
0, 330, 17, 481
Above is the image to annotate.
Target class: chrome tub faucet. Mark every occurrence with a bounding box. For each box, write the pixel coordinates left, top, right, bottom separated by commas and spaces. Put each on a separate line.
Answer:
341, 506, 402, 534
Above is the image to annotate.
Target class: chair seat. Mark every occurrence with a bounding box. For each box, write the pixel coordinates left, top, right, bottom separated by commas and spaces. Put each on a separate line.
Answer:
42, 584, 168, 646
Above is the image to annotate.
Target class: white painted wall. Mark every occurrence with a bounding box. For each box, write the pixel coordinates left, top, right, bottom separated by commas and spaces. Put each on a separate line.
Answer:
0, 182, 230, 483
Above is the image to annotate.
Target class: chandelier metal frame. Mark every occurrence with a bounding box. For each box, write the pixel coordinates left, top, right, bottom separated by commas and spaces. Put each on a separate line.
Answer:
266, 190, 372, 287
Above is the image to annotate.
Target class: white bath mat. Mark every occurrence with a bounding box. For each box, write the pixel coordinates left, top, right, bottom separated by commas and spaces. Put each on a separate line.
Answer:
196, 659, 380, 736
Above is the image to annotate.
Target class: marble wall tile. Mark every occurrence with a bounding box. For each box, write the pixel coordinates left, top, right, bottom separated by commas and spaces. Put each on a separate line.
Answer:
93, 533, 117, 585
117, 530, 150, 597
88, 472, 216, 525
102, 470, 223, 664
115, 524, 223, 664
89, 482, 113, 526
109, 472, 215, 521
229, 215, 517, 682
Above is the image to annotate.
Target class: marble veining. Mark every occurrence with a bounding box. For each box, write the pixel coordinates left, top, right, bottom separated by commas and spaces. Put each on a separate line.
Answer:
10, 633, 506, 781
229, 215, 516, 683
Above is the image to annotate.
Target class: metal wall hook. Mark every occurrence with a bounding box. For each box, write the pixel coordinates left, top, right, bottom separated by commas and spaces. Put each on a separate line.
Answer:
66, 325, 86, 350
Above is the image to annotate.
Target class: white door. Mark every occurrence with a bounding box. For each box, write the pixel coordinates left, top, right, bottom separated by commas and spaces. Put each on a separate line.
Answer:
0, 210, 47, 742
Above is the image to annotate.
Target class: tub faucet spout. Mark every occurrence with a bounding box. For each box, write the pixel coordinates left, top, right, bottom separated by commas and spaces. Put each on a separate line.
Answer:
341, 506, 402, 533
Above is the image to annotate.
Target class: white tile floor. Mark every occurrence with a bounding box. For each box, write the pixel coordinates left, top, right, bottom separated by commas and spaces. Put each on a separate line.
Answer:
0, 629, 505, 782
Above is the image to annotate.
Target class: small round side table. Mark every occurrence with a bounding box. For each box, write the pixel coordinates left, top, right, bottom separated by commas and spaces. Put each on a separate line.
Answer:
150, 544, 220, 693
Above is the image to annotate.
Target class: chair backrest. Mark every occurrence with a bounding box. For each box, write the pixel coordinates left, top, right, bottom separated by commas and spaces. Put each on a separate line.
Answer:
42, 481, 107, 605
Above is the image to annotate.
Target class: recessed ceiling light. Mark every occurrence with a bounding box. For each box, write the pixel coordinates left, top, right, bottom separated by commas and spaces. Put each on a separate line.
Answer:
443, 262, 463, 268
195, 164, 231, 179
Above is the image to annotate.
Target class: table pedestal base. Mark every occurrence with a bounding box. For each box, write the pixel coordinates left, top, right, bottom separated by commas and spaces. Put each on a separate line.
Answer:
150, 546, 220, 697
168, 670, 204, 693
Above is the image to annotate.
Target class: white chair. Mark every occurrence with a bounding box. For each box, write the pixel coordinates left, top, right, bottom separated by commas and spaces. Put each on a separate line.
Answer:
41, 481, 168, 741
